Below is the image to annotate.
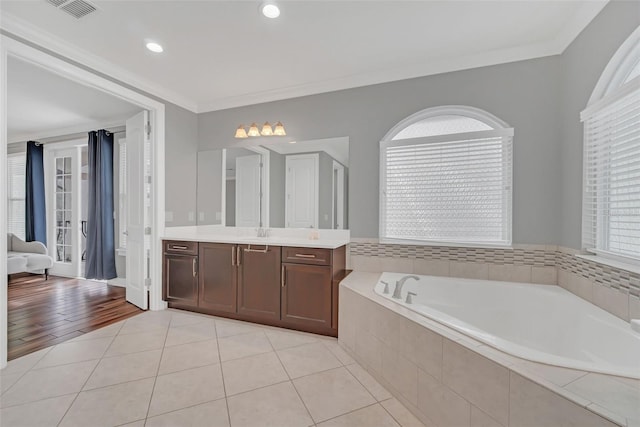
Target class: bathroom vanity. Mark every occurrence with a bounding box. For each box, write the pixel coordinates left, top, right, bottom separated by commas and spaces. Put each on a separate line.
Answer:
162, 227, 348, 337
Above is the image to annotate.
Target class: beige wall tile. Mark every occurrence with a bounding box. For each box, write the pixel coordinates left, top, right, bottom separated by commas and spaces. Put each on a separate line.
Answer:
442, 340, 509, 426
509, 372, 618, 427
373, 303, 404, 350
355, 330, 383, 373
379, 257, 415, 274
470, 405, 504, 427
488, 264, 532, 283
413, 259, 450, 277
630, 295, 640, 321
450, 262, 489, 280
381, 344, 419, 406
381, 398, 429, 427
531, 266, 557, 285
575, 276, 595, 303
350, 255, 384, 272
593, 284, 630, 321
557, 268, 570, 289
401, 319, 443, 381
417, 368, 470, 427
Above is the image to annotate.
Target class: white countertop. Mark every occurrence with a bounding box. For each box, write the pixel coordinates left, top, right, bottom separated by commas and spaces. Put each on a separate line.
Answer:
161, 226, 350, 249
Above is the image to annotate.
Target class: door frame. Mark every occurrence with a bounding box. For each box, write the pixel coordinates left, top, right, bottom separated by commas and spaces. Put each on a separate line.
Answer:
285, 153, 319, 229
332, 160, 345, 230
0, 35, 167, 369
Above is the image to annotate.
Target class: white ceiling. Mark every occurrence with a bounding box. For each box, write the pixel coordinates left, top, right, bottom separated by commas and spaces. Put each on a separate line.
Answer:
1, 1, 608, 113
7, 56, 141, 143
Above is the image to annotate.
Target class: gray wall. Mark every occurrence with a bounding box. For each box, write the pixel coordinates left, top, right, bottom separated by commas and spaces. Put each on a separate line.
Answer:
269, 150, 286, 228
559, 0, 640, 248
199, 56, 563, 243
1, 31, 200, 228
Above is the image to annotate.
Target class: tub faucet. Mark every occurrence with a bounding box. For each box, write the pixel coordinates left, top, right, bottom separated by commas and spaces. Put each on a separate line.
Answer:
406, 292, 417, 304
392, 275, 420, 299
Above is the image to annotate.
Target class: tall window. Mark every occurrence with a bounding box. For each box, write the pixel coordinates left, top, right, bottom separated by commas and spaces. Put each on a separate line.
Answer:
380, 106, 513, 246
582, 36, 640, 262
7, 153, 26, 240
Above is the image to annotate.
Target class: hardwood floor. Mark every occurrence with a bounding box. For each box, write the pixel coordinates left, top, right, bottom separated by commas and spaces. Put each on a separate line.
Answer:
7, 273, 143, 360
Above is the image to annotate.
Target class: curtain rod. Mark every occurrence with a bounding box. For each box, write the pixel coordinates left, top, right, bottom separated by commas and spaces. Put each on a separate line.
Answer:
19, 126, 127, 146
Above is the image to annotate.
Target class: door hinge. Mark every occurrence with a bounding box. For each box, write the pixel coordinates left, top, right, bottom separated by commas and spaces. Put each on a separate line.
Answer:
145, 121, 151, 137
145, 176, 152, 184
144, 227, 152, 235
144, 278, 151, 289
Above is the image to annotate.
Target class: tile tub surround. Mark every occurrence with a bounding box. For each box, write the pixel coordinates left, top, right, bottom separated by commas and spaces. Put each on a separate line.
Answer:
349, 241, 640, 323
0, 308, 426, 427
339, 272, 640, 427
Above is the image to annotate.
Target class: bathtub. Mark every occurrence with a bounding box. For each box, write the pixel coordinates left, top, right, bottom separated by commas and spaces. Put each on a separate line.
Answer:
375, 272, 640, 379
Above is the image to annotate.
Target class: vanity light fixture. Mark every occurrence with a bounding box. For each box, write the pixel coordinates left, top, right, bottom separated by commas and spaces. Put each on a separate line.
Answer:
260, 122, 274, 136
234, 121, 287, 138
247, 123, 261, 137
234, 125, 248, 139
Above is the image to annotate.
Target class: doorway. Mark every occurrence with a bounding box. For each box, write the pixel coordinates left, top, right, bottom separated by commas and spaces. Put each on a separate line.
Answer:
0, 35, 166, 368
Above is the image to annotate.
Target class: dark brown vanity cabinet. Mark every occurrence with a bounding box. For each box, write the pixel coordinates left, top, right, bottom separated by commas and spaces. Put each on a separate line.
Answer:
198, 243, 237, 313
237, 245, 281, 321
163, 241, 199, 307
163, 239, 346, 336
281, 246, 346, 334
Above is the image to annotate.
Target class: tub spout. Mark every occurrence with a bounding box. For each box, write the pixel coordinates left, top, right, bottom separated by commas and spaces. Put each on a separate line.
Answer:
392, 275, 420, 299
406, 292, 417, 304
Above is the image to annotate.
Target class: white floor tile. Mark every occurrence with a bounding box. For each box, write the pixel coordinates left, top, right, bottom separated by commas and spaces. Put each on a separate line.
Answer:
222, 352, 289, 396
0, 372, 23, 395
293, 367, 376, 423
68, 322, 124, 342
227, 381, 313, 427
32, 337, 113, 369
346, 363, 392, 401
0, 359, 97, 408
84, 349, 162, 390
318, 403, 400, 427
216, 319, 264, 338
381, 398, 427, 427
104, 330, 167, 357
1, 348, 51, 376
146, 398, 230, 427
158, 339, 219, 375
59, 378, 154, 427
0, 394, 77, 427
277, 342, 342, 379
218, 331, 273, 362
165, 320, 217, 347
148, 364, 225, 417
265, 328, 320, 350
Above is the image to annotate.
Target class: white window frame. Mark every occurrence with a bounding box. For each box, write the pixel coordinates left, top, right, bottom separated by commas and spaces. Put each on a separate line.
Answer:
379, 105, 514, 248
581, 26, 640, 265
7, 152, 26, 241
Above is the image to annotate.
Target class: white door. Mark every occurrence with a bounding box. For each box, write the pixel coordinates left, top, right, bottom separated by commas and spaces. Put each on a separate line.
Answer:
286, 154, 319, 228
332, 161, 345, 229
125, 111, 149, 310
235, 154, 262, 227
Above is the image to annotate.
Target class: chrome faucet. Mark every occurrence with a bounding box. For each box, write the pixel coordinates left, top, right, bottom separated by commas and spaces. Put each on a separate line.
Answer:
392, 275, 420, 299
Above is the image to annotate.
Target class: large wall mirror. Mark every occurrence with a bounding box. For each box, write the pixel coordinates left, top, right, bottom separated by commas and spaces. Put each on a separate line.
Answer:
197, 137, 349, 229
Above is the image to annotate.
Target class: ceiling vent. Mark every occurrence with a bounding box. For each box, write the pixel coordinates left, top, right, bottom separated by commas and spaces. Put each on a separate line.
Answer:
46, 0, 97, 19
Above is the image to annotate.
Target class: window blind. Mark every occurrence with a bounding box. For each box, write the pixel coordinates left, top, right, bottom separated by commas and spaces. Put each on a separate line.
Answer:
380, 129, 513, 246
582, 84, 640, 261
7, 154, 26, 241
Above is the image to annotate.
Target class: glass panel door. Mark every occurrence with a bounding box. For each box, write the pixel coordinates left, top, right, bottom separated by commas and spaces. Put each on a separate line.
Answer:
55, 156, 73, 264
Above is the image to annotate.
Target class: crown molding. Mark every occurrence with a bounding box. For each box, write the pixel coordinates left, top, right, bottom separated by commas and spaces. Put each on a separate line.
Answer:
0, 12, 198, 113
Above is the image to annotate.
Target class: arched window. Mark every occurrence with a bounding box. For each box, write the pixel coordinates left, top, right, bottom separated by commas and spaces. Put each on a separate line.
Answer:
582, 27, 640, 262
380, 106, 513, 246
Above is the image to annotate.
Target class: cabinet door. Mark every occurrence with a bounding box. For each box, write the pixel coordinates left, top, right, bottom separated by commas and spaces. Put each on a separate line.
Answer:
164, 254, 198, 307
281, 263, 332, 329
199, 243, 237, 313
237, 245, 281, 320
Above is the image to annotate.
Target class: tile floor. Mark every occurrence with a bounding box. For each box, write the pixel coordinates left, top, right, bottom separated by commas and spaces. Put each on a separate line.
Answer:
0, 309, 426, 427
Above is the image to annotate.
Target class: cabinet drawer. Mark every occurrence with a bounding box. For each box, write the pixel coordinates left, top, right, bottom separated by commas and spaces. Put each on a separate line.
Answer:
164, 240, 198, 255
282, 247, 331, 266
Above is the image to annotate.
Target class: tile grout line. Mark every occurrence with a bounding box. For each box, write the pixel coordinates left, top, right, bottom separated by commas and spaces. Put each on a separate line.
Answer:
55, 331, 120, 426
142, 313, 172, 422
0, 346, 54, 398
267, 331, 317, 425
213, 319, 233, 427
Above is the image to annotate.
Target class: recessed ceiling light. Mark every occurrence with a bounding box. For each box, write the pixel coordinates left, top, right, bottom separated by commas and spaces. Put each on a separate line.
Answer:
260, 2, 280, 19
146, 42, 163, 53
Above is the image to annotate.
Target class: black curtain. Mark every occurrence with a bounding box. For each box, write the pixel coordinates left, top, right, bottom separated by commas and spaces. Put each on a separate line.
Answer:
85, 130, 117, 280
25, 141, 47, 245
